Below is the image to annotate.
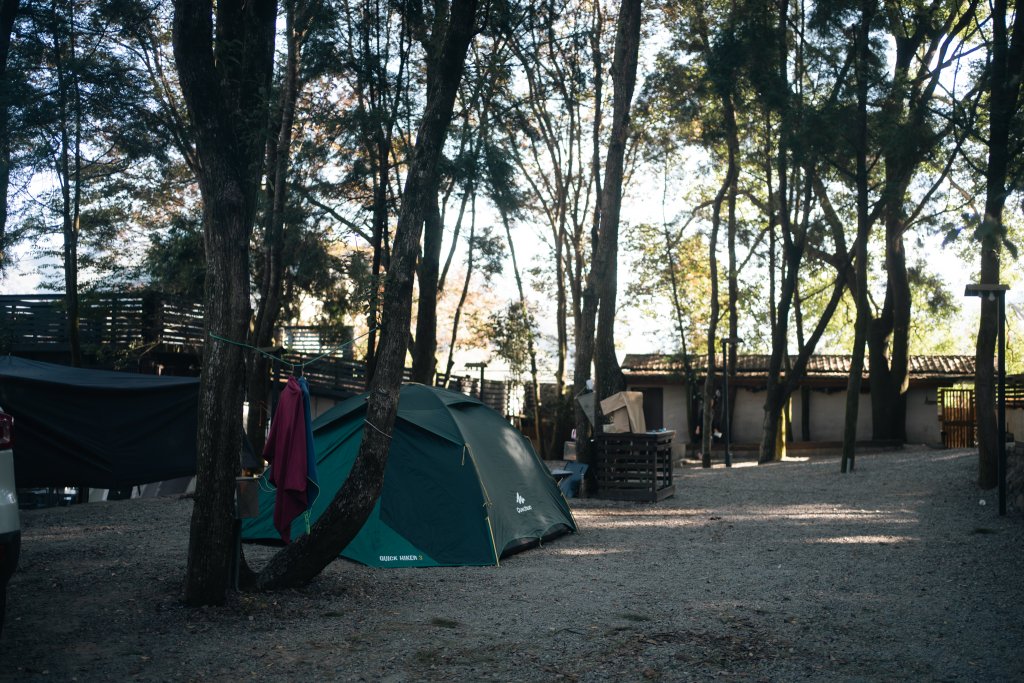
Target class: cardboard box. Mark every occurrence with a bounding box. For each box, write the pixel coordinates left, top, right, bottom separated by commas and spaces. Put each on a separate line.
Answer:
599, 391, 646, 434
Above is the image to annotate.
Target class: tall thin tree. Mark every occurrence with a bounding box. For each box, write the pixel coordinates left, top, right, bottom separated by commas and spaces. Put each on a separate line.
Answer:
973, 0, 1024, 488
252, 0, 478, 589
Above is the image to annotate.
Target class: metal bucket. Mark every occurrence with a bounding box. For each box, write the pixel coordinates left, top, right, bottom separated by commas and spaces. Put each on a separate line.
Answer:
235, 476, 260, 519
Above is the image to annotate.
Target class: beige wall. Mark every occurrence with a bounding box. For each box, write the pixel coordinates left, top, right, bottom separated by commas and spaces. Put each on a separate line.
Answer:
1008, 407, 1024, 443
905, 387, 942, 445
625, 383, 691, 460
630, 381, 953, 446
728, 387, 873, 443
662, 384, 689, 460
790, 390, 872, 442
735, 387, 945, 443
731, 389, 764, 443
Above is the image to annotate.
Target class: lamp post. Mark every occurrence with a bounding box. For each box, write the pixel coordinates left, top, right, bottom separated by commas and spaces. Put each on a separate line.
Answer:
721, 336, 742, 468
964, 283, 1009, 516
466, 361, 488, 400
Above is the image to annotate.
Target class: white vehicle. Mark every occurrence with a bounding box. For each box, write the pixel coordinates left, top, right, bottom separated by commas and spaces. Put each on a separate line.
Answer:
0, 410, 20, 637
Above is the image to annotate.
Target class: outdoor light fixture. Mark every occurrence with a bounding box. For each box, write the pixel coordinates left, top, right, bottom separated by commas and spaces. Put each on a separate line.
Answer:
721, 336, 743, 468
964, 283, 1010, 516
466, 361, 488, 400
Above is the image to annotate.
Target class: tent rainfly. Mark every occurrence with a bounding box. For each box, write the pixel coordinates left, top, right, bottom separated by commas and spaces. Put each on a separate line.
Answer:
0, 356, 198, 488
242, 383, 578, 567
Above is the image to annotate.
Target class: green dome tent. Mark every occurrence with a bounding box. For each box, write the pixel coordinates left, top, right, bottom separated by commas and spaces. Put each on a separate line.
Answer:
242, 383, 577, 567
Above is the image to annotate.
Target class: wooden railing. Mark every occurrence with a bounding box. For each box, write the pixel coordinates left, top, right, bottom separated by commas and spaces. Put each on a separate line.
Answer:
1007, 384, 1024, 409
275, 353, 512, 415
0, 292, 204, 357
280, 325, 355, 360
277, 351, 376, 396
1, 292, 515, 416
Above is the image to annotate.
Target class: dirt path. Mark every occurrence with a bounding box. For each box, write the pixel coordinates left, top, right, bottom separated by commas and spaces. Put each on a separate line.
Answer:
3, 447, 1021, 681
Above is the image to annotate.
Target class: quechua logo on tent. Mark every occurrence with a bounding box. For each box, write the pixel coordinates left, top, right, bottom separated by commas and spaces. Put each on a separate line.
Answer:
516, 492, 532, 514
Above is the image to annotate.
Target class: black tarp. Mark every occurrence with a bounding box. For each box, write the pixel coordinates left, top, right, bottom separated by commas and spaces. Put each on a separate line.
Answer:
0, 356, 198, 488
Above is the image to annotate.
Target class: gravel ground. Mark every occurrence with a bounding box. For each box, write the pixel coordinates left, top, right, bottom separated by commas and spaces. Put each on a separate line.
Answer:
2, 446, 1022, 682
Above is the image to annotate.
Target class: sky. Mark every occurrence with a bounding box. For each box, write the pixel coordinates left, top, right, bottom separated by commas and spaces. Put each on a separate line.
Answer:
3, 184, 1019, 374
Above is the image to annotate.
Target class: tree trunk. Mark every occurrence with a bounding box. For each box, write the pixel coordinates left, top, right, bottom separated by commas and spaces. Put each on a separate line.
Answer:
726, 139, 739, 439
442, 191, 476, 386
571, 0, 605, 472
411, 195, 443, 384
702, 101, 737, 465
975, 0, 1024, 488
758, 0, 794, 464
549, 230, 569, 459
593, 0, 641, 401
868, 213, 910, 443
246, 1, 312, 455
173, 0, 278, 606
253, 0, 478, 589
0, 0, 19, 272
841, 0, 874, 473
500, 208, 542, 454
663, 226, 697, 443
410, 9, 456, 387
364, 135, 390, 386
700, 240, 719, 467
52, 2, 82, 367
759, 170, 795, 462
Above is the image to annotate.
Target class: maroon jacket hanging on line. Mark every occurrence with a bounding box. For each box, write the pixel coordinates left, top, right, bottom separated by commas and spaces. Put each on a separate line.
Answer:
263, 377, 309, 543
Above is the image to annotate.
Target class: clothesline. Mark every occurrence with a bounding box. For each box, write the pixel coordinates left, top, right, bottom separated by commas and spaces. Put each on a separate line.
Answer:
209, 327, 376, 374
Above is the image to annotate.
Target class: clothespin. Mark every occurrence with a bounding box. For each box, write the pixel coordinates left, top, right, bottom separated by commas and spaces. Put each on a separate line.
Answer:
293, 363, 303, 378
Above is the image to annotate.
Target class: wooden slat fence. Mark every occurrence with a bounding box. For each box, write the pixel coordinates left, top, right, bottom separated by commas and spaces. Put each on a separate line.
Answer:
940, 388, 975, 448
278, 351, 376, 396
1007, 384, 1024, 409
3, 293, 518, 417
281, 326, 355, 360
0, 292, 204, 356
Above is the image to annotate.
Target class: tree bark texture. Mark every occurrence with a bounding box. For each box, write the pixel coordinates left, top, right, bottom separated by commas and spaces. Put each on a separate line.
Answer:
975, 0, 1024, 488
865, 4, 967, 443
703, 95, 737, 465
841, 0, 874, 473
593, 0, 641, 401
51, 2, 82, 366
410, 11, 450, 387
758, 0, 794, 464
410, 195, 443, 384
0, 0, 19, 272
364, 0, 407, 386
247, 1, 313, 454
254, 0, 478, 589
571, 0, 605, 470
173, 0, 277, 606
726, 144, 739, 441
442, 193, 476, 385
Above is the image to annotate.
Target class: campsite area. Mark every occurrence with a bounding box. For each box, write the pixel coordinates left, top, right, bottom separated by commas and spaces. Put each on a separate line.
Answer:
3, 446, 1022, 682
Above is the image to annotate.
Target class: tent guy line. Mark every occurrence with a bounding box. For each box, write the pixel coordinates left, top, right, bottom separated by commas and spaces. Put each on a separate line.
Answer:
208, 328, 377, 373
362, 419, 393, 439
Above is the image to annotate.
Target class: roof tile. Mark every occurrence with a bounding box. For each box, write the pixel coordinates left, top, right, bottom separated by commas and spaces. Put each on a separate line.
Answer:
621, 353, 975, 378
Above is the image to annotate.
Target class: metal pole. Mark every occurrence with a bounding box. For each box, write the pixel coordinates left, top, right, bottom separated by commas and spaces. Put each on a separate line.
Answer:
722, 339, 732, 467
998, 293, 1006, 516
